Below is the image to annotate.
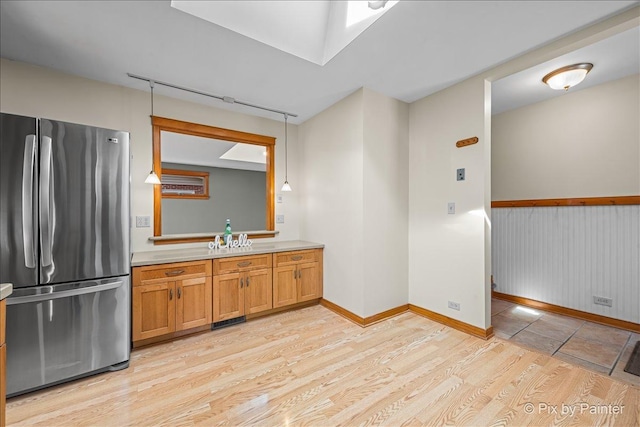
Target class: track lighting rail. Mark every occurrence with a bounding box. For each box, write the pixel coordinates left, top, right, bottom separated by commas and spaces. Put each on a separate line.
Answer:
127, 73, 298, 119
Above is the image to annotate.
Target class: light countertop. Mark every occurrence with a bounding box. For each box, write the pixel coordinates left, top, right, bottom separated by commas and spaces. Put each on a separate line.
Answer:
0, 283, 13, 300
132, 240, 324, 267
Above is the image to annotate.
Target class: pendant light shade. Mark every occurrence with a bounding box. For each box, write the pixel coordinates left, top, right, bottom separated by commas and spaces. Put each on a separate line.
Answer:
145, 80, 160, 185
281, 113, 292, 192
145, 170, 161, 184
542, 63, 593, 91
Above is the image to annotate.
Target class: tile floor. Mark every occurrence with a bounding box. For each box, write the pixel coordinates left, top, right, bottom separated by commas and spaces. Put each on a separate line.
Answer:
491, 298, 640, 386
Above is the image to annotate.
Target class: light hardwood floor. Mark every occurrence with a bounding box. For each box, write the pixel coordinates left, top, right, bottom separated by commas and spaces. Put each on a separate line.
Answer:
6, 305, 639, 426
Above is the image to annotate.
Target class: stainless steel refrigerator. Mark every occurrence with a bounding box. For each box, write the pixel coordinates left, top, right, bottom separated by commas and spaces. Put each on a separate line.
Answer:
0, 113, 130, 397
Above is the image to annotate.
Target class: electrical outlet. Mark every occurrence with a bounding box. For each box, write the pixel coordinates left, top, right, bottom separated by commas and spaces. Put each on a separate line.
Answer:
135, 216, 150, 228
457, 168, 465, 181
276, 214, 285, 224
448, 301, 460, 311
593, 296, 613, 307
448, 202, 455, 214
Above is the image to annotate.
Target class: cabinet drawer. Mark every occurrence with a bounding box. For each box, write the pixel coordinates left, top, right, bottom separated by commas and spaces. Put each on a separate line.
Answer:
136, 260, 211, 283
274, 250, 319, 267
0, 299, 5, 345
214, 254, 272, 275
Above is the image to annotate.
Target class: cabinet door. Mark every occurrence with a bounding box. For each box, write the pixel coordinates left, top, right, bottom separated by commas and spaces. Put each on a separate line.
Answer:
245, 268, 273, 315
176, 276, 212, 331
298, 262, 320, 302
213, 273, 243, 322
273, 265, 297, 308
132, 282, 176, 341
1, 343, 5, 427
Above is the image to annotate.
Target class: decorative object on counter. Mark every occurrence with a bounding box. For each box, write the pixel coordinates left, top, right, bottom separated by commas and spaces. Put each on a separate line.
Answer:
208, 233, 253, 250
281, 113, 292, 192
144, 80, 161, 185
224, 219, 232, 245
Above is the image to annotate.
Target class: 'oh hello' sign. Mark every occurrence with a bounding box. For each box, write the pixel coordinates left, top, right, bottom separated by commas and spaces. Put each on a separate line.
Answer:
208, 233, 252, 250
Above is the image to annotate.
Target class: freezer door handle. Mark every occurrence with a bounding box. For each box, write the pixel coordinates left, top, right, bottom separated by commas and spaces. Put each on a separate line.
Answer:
6, 280, 124, 305
22, 134, 37, 268
39, 135, 53, 267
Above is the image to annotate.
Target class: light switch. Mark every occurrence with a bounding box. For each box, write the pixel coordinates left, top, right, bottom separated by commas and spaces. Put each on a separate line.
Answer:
448, 203, 455, 214
276, 214, 285, 224
276, 194, 283, 203
135, 216, 151, 227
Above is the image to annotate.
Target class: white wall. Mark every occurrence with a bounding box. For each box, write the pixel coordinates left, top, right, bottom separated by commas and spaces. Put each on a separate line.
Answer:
492, 74, 640, 200
299, 89, 365, 316
493, 205, 639, 323
408, 76, 491, 330
362, 89, 409, 317
299, 88, 409, 318
0, 59, 300, 253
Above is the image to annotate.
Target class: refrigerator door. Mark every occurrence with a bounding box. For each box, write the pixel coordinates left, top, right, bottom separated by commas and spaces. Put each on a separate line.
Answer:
5, 276, 130, 397
39, 119, 130, 285
0, 113, 39, 288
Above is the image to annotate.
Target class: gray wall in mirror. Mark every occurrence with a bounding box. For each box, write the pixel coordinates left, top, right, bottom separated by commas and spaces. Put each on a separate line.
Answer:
161, 162, 266, 234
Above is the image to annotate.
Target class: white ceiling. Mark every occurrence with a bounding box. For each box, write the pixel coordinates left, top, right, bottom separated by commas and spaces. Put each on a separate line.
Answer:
0, 1, 638, 124
492, 26, 640, 115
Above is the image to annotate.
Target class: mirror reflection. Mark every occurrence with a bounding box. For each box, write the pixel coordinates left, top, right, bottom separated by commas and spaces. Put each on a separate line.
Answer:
150, 116, 275, 243
161, 132, 267, 234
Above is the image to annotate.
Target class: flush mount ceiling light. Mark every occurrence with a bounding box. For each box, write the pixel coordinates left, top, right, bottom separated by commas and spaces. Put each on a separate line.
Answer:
542, 63, 593, 91
144, 80, 161, 185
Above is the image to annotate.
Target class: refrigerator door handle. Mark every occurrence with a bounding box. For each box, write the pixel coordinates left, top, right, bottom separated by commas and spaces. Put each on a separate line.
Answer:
6, 280, 124, 305
22, 134, 37, 268
39, 135, 53, 267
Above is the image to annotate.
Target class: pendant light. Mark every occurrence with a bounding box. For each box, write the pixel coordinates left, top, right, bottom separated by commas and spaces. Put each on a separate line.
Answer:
281, 113, 292, 192
144, 80, 161, 185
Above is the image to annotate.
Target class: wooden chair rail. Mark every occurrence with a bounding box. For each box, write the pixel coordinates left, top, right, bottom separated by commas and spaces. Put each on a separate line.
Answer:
492, 195, 640, 208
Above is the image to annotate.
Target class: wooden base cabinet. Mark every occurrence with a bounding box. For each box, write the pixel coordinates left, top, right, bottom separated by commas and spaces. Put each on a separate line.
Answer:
132, 260, 212, 344
1, 299, 6, 427
213, 254, 272, 322
274, 250, 322, 308
131, 246, 322, 346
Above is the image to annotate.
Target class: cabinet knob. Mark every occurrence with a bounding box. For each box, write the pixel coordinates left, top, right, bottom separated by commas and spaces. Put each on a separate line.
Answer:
240, 278, 244, 288
291, 255, 303, 261
169, 289, 173, 300
246, 277, 250, 287
237, 261, 252, 267
294, 270, 297, 279
177, 287, 182, 299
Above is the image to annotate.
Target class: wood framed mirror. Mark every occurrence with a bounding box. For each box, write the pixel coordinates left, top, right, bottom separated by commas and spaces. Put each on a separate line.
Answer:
151, 116, 275, 244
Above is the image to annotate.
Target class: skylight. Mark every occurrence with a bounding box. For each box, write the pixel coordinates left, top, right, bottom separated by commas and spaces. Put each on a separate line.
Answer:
171, 0, 399, 66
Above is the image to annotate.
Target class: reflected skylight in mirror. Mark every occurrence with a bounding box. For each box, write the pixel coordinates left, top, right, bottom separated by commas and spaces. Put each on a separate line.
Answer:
161, 131, 266, 172
219, 142, 267, 164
